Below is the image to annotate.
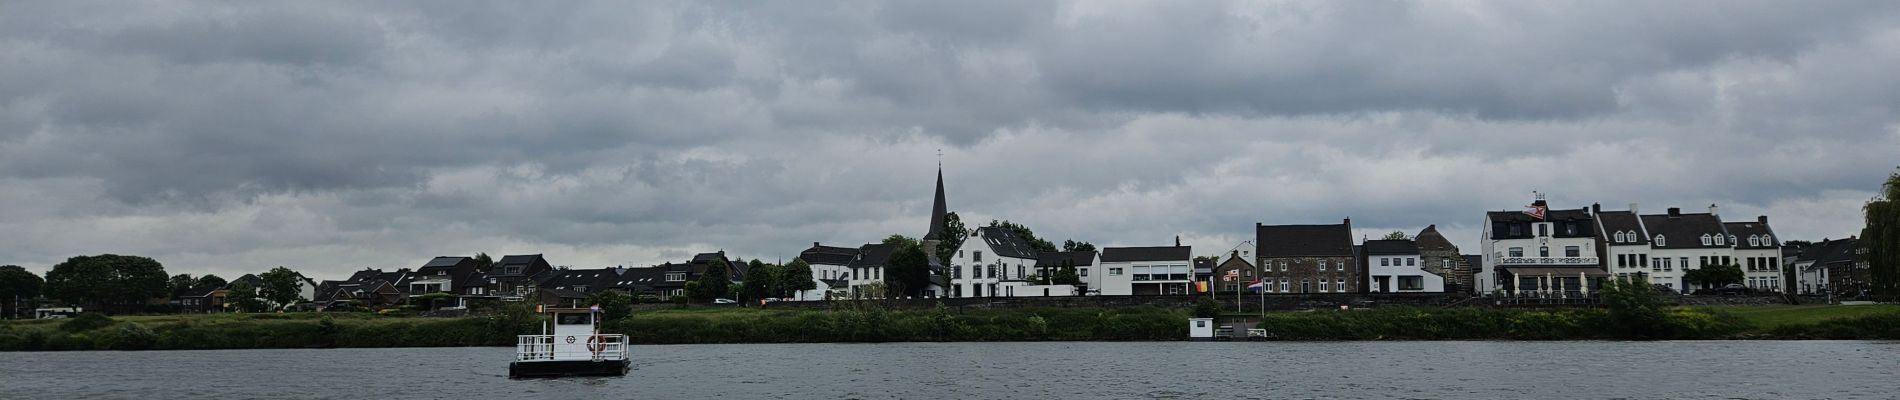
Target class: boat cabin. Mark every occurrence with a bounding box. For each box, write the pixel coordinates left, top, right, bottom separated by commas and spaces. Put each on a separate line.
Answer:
510, 306, 630, 378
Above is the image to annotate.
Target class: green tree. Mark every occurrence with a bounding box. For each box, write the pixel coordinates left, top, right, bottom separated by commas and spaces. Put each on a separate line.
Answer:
885, 241, 932, 298
42, 254, 168, 312
689, 259, 732, 303
586, 290, 633, 320
1684, 263, 1744, 289
1599, 276, 1675, 339
936, 211, 969, 262
1052, 261, 1082, 285
1865, 169, 1900, 295
168, 274, 196, 294
987, 220, 1057, 253
1382, 231, 1411, 240
193, 274, 227, 293
225, 282, 268, 313
412, 292, 455, 310
778, 258, 817, 299
473, 252, 495, 272
1062, 240, 1096, 252
1, 265, 44, 319
1193, 297, 1221, 319
739, 260, 778, 303
258, 267, 306, 310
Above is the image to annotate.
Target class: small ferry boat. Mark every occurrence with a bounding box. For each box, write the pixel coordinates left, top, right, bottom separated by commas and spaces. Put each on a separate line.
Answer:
509, 305, 630, 378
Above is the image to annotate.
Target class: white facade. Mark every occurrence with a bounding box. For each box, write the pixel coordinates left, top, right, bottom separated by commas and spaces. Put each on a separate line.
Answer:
1479, 211, 1601, 295
1366, 254, 1445, 293
1736, 247, 1785, 292
945, 229, 1038, 298
1095, 249, 1193, 296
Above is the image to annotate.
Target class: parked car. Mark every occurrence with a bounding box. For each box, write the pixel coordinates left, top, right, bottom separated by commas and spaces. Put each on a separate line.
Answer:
713, 298, 737, 304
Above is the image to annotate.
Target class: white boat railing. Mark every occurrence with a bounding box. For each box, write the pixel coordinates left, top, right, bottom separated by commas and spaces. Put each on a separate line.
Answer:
515, 334, 629, 361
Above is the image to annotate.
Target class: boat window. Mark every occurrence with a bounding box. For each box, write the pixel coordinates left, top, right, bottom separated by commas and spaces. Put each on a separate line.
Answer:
556, 313, 592, 325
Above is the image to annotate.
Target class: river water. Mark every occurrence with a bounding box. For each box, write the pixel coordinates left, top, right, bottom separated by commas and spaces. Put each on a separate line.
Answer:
2, 341, 1895, 399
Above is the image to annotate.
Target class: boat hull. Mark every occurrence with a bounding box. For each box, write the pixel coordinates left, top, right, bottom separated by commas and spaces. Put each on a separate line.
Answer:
509, 359, 631, 378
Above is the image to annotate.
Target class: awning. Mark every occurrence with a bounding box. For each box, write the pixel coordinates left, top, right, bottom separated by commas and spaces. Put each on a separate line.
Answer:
1501, 267, 1611, 277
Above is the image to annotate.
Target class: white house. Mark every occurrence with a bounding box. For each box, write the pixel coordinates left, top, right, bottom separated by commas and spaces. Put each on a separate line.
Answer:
1725, 217, 1784, 292
1639, 206, 1735, 294
1096, 245, 1193, 296
1362, 239, 1444, 293
1479, 194, 1606, 296
796, 243, 860, 301
946, 226, 1041, 298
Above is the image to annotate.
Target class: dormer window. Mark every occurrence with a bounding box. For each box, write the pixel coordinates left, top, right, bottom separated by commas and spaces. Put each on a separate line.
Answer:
1614, 231, 1626, 243
1727, 235, 1736, 245
1655, 235, 1666, 246
1701, 234, 1713, 246
1748, 235, 1760, 246
1762, 235, 1771, 244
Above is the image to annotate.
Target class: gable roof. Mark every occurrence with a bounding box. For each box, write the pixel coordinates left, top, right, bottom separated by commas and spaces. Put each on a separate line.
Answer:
848, 243, 898, 269
1035, 251, 1097, 267
974, 227, 1041, 259
1256, 222, 1353, 257
492, 254, 549, 277
799, 244, 861, 266
540, 268, 623, 293
1362, 239, 1419, 255
1100, 246, 1192, 263
1722, 220, 1779, 249
1639, 212, 1728, 249
1595, 211, 1649, 245
1487, 208, 1595, 239
1808, 238, 1863, 268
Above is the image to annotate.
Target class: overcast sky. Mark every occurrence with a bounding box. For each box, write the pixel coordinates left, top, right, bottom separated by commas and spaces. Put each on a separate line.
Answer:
3, 1, 1896, 279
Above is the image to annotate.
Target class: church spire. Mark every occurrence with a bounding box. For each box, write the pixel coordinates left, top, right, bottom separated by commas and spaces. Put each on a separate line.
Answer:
924, 162, 948, 241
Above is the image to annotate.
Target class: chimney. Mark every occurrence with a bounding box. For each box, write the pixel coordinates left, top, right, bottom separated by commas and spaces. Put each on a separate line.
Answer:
1175, 235, 1181, 247
1708, 204, 1719, 216
1668, 207, 1681, 217
1758, 215, 1768, 224
1591, 203, 1601, 215
814, 242, 821, 248
1629, 203, 1639, 215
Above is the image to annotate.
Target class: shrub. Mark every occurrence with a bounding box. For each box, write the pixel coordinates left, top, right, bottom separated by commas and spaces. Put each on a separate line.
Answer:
60, 313, 115, 332
109, 322, 159, 350
1192, 297, 1221, 319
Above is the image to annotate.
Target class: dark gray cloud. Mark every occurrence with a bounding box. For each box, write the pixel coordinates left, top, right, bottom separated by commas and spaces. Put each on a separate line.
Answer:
1, 1, 1895, 279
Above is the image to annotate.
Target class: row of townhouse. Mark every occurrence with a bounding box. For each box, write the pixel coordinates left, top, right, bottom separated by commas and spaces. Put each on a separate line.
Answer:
1788, 237, 1871, 296
1477, 194, 1792, 297
305, 251, 753, 310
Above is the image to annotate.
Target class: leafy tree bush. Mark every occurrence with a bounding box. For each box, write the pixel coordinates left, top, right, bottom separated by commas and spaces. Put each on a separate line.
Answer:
43, 254, 168, 312
586, 290, 633, 321
60, 312, 114, 332
1193, 297, 1221, 318
1599, 278, 1677, 339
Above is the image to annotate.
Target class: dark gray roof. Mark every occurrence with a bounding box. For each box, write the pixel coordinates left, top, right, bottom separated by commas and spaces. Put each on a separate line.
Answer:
799, 244, 861, 266
614, 267, 670, 289
1487, 207, 1595, 240
1463, 255, 1483, 271
1723, 221, 1779, 249
1035, 251, 1096, 267
1806, 238, 1863, 268
459, 271, 488, 287
848, 243, 897, 269
1256, 222, 1353, 257
1100, 246, 1192, 263
975, 227, 1041, 259
346, 269, 384, 282
423, 257, 470, 268
1639, 212, 1728, 249
1595, 211, 1649, 245
1362, 239, 1419, 255
541, 268, 623, 293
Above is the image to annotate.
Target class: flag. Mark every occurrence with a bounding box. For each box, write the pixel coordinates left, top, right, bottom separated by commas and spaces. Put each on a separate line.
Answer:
1195, 280, 1209, 293
1523, 203, 1547, 220
1246, 278, 1265, 293
1223, 269, 1239, 282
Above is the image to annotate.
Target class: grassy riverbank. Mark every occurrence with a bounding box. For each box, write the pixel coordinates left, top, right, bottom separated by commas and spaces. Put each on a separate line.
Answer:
1, 304, 1894, 351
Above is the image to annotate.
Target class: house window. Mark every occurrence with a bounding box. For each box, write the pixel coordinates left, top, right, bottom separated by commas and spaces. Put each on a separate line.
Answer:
1336, 261, 1345, 271
1133, 266, 1151, 281
1655, 235, 1666, 246
953, 266, 962, 279
1749, 235, 1760, 246
1108, 268, 1123, 276
1381, 258, 1390, 267
1279, 260, 1287, 271
1614, 231, 1624, 243
666, 273, 685, 282
974, 251, 983, 262
1539, 247, 1550, 257
1509, 247, 1524, 257
1406, 258, 1415, 267
1701, 234, 1713, 246
1080, 268, 1088, 277
1762, 235, 1771, 244
1537, 224, 1549, 237
1727, 235, 1736, 246
1017, 266, 1025, 280
1279, 278, 1289, 292
1319, 260, 1329, 270
1319, 279, 1331, 292
1639, 254, 1648, 267
1565, 246, 1580, 258
1398, 276, 1423, 291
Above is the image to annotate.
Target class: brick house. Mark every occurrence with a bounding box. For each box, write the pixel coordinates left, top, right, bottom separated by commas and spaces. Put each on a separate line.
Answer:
1255, 219, 1358, 294
1413, 225, 1476, 294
